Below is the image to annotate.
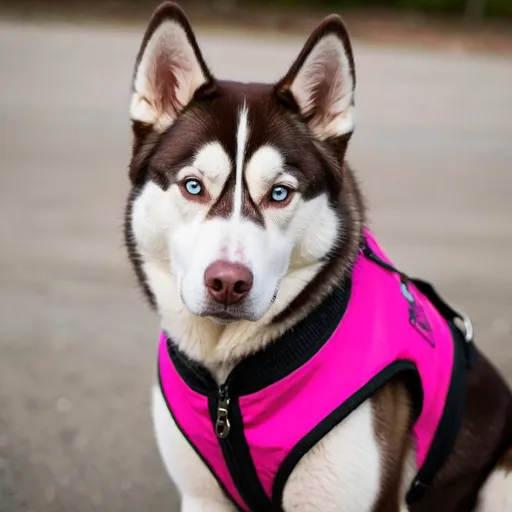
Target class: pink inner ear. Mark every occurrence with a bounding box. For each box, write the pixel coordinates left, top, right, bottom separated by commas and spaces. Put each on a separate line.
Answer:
314, 65, 348, 132
288, 33, 355, 138
309, 58, 343, 117
304, 42, 346, 111
153, 48, 182, 118
131, 14, 212, 131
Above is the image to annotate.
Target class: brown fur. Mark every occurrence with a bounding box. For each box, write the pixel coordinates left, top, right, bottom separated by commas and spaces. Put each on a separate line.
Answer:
497, 447, 512, 473
411, 352, 512, 511
372, 379, 415, 512
369, 352, 512, 511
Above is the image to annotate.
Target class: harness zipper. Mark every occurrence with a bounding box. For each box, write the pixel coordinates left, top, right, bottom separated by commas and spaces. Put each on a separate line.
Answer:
215, 384, 231, 439
211, 383, 273, 510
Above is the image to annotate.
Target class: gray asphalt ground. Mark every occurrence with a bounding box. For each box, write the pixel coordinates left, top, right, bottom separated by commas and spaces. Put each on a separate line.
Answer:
0, 19, 511, 512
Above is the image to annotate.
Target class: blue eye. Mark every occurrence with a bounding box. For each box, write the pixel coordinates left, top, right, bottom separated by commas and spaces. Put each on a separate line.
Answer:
270, 186, 290, 202
184, 179, 202, 196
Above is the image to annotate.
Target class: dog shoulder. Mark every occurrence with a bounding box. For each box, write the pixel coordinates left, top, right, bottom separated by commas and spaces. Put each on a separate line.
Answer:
283, 384, 415, 512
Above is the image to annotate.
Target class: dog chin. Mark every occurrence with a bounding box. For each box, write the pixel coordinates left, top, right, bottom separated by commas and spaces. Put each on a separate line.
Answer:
204, 310, 259, 324
181, 297, 260, 323
207, 313, 243, 325
181, 287, 279, 323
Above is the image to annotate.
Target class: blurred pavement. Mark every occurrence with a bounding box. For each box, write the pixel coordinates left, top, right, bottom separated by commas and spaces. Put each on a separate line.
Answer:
0, 20, 511, 512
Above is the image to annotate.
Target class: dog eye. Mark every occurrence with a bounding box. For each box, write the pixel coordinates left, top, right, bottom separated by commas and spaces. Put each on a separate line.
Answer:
184, 178, 203, 196
270, 185, 290, 202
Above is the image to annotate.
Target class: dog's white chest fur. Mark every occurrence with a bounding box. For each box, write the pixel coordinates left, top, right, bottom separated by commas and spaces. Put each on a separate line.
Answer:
152, 385, 384, 512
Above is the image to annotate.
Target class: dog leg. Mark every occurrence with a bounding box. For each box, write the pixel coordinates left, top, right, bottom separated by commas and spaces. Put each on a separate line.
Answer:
372, 379, 415, 512
476, 447, 512, 511
181, 496, 236, 512
152, 386, 234, 509
476, 470, 512, 511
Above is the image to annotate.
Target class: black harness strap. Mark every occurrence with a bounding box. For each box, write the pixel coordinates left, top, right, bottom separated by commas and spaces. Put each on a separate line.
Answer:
406, 321, 471, 504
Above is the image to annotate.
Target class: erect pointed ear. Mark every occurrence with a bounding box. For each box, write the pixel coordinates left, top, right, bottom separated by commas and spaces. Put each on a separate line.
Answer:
130, 2, 214, 132
276, 15, 356, 141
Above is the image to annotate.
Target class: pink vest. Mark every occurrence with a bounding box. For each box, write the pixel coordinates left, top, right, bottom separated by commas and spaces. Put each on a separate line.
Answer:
158, 231, 473, 511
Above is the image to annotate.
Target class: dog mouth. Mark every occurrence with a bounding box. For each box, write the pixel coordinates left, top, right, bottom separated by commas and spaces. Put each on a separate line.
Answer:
204, 288, 279, 324
203, 304, 255, 322
207, 311, 241, 324
180, 280, 280, 323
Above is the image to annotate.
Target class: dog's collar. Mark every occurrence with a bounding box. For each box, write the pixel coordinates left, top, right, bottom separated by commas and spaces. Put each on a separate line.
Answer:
164, 276, 352, 397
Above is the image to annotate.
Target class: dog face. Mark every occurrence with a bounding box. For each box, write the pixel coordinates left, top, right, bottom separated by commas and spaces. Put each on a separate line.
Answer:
126, 2, 357, 324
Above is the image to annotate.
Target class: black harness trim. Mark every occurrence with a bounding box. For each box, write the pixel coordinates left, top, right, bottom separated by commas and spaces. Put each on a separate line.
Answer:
405, 322, 470, 504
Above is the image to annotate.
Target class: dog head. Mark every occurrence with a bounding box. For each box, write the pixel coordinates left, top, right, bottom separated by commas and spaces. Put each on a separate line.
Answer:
125, 2, 361, 327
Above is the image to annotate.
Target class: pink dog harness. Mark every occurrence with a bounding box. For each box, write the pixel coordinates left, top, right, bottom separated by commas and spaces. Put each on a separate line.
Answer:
158, 230, 475, 511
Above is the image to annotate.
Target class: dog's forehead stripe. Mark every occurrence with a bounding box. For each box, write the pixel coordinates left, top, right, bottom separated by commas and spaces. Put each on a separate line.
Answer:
233, 103, 249, 220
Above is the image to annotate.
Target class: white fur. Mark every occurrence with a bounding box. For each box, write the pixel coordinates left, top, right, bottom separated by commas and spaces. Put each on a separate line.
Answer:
282, 402, 381, 511
130, 139, 339, 372
130, 20, 207, 131
233, 103, 249, 219
245, 145, 299, 211
132, 181, 336, 367
477, 469, 512, 511
290, 34, 355, 140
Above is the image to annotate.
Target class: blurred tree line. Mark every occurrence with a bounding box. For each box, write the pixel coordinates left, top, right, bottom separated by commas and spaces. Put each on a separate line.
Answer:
253, 0, 512, 18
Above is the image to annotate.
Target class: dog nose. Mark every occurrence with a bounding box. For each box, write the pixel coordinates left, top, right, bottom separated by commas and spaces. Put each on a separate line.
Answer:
204, 261, 253, 306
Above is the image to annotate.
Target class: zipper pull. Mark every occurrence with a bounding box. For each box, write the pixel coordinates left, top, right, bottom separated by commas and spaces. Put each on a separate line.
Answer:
215, 385, 231, 439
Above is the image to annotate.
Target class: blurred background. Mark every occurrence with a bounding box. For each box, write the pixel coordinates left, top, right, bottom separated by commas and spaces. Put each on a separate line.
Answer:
0, 1, 511, 511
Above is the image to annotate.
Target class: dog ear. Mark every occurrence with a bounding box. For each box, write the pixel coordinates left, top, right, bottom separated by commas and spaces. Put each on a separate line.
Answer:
276, 15, 355, 141
130, 2, 214, 132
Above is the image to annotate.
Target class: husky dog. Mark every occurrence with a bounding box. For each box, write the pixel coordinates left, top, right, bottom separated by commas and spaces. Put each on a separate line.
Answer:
124, 3, 512, 511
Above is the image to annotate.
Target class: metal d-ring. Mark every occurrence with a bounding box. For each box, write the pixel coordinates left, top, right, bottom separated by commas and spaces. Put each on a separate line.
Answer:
457, 311, 474, 343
